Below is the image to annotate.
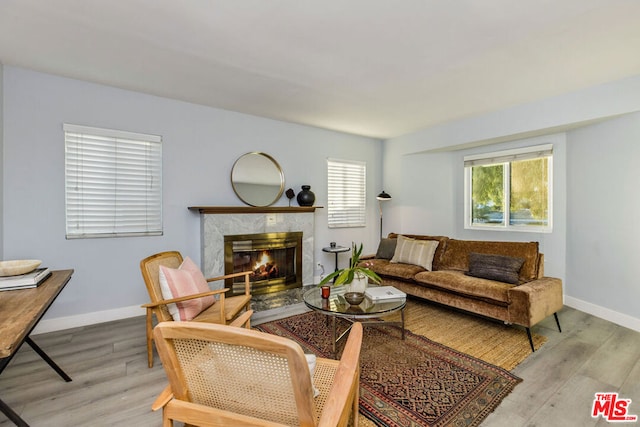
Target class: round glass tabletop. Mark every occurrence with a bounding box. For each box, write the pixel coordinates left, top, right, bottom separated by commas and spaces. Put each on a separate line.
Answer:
303, 285, 406, 319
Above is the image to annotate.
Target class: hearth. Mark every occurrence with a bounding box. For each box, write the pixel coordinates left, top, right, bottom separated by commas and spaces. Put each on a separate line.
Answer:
224, 231, 303, 296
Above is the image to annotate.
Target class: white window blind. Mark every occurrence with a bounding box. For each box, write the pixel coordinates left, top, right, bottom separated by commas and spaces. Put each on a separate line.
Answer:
64, 124, 162, 239
463, 144, 553, 167
327, 158, 366, 228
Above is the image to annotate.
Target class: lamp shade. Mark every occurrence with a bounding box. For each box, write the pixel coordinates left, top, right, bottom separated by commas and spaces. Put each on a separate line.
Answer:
376, 191, 392, 201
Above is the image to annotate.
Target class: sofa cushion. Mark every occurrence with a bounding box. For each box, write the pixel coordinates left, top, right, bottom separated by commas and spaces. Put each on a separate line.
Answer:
466, 252, 525, 284
438, 239, 539, 282
375, 238, 397, 260
391, 235, 439, 271
414, 270, 513, 304
364, 258, 426, 280
388, 233, 449, 270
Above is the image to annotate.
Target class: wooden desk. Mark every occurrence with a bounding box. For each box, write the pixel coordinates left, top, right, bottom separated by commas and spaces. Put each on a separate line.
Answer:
0, 269, 73, 426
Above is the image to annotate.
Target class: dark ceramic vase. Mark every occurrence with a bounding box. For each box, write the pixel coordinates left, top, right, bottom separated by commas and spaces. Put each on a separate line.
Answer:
296, 185, 315, 206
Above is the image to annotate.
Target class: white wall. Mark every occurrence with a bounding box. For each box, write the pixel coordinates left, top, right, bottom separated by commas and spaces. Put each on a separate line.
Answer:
383, 75, 640, 331
0, 63, 3, 260
5, 65, 640, 331
382, 150, 457, 237
2, 66, 382, 327
565, 112, 640, 327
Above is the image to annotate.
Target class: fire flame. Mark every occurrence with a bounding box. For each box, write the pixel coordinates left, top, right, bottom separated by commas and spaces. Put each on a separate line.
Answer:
254, 251, 272, 270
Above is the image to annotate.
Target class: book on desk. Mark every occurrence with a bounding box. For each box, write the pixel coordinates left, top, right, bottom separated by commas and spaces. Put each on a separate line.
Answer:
0, 268, 51, 291
365, 286, 406, 301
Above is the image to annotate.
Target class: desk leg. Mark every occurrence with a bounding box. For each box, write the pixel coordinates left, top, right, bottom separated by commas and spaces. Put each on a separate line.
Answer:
0, 397, 29, 427
25, 337, 72, 382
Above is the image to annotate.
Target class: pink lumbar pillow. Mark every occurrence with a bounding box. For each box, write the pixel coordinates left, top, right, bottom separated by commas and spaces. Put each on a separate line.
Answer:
158, 256, 216, 321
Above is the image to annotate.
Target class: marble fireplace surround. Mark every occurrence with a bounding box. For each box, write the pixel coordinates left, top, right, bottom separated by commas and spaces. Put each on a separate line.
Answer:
189, 207, 319, 290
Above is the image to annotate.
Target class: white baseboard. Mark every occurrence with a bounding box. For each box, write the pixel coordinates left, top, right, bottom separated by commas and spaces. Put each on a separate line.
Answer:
33, 305, 144, 335
564, 295, 640, 333
33, 302, 309, 334
32, 295, 640, 335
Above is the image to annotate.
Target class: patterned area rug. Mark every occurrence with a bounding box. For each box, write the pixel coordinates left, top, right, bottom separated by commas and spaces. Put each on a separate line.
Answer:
256, 311, 522, 427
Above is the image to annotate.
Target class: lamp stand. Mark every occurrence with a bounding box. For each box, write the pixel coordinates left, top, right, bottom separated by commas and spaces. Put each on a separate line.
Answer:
378, 201, 384, 240
376, 190, 392, 241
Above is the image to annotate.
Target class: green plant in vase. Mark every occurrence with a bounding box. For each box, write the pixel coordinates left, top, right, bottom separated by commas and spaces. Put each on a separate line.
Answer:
320, 243, 381, 304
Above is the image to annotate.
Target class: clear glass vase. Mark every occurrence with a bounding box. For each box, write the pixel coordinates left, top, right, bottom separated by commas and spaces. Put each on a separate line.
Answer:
348, 272, 368, 294
344, 272, 368, 305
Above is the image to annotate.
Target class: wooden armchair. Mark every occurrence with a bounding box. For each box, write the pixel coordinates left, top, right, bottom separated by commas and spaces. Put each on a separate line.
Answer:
152, 321, 363, 427
140, 251, 252, 368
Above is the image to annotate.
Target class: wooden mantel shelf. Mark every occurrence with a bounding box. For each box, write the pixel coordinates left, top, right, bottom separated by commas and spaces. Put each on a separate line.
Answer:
188, 206, 323, 214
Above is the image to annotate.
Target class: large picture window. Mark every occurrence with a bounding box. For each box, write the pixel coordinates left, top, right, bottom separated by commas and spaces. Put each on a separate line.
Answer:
64, 124, 162, 239
464, 144, 552, 232
327, 158, 366, 228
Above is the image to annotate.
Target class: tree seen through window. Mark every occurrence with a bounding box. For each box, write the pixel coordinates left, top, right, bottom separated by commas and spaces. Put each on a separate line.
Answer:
469, 152, 550, 230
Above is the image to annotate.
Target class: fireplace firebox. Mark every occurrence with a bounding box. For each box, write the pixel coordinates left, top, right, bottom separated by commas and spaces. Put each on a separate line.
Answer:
224, 231, 303, 296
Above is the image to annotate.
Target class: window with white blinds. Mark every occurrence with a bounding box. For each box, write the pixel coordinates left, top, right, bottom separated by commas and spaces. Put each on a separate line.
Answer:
327, 158, 366, 228
464, 143, 553, 232
64, 124, 162, 239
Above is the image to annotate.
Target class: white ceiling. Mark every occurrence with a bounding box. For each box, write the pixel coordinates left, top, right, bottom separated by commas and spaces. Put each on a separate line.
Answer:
1, 0, 640, 139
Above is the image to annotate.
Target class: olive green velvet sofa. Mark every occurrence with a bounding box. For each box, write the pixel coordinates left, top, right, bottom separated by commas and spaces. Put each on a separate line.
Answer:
363, 233, 563, 351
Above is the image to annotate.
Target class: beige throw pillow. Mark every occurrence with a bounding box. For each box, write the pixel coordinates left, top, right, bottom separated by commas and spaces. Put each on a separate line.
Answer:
390, 235, 439, 271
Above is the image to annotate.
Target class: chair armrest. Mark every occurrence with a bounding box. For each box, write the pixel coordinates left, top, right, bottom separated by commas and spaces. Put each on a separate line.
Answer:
151, 385, 173, 411
206, 270, 252, 295
318, 323, 363, 427
141, 288, 229, 308
360, 254, 376, 260
206, 270, 252, 282
228, 310, 253, 328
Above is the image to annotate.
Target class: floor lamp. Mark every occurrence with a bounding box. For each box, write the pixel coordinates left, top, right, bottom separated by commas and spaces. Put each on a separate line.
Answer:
377, 191, 392, 240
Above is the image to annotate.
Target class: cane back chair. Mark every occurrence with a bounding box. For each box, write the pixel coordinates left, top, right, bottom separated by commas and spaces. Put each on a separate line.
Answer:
140, 251, 252, 367
152, 321, 363, 427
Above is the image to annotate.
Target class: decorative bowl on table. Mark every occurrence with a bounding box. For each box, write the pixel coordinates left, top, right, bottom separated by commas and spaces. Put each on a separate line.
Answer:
0, 260, 42, 277
344, 291, 365, 306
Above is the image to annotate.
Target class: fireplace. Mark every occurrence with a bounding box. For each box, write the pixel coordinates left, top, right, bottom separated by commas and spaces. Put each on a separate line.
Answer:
224, 231, 303, 296
191, 207, 316, 293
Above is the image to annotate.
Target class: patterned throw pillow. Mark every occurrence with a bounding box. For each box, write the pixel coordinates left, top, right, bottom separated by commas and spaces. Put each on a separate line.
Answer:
159, 256, 216, 321
465, 252, 525, 284
390, 235, 439, 271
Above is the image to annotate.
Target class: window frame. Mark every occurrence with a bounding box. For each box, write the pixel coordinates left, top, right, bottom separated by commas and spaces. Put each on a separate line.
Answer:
327, 158, 366, 229
464, 143, 553, 233
64, 124, 163, 239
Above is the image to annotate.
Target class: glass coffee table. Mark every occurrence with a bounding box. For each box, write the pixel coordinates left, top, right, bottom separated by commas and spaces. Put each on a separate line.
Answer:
303, 285, 406, 355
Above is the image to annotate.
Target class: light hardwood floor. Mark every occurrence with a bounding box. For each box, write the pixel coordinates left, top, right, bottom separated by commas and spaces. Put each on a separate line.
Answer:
0, 302, 638, 426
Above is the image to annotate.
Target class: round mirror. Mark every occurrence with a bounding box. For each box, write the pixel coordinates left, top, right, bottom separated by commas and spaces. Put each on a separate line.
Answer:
231, 152, 285, 207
